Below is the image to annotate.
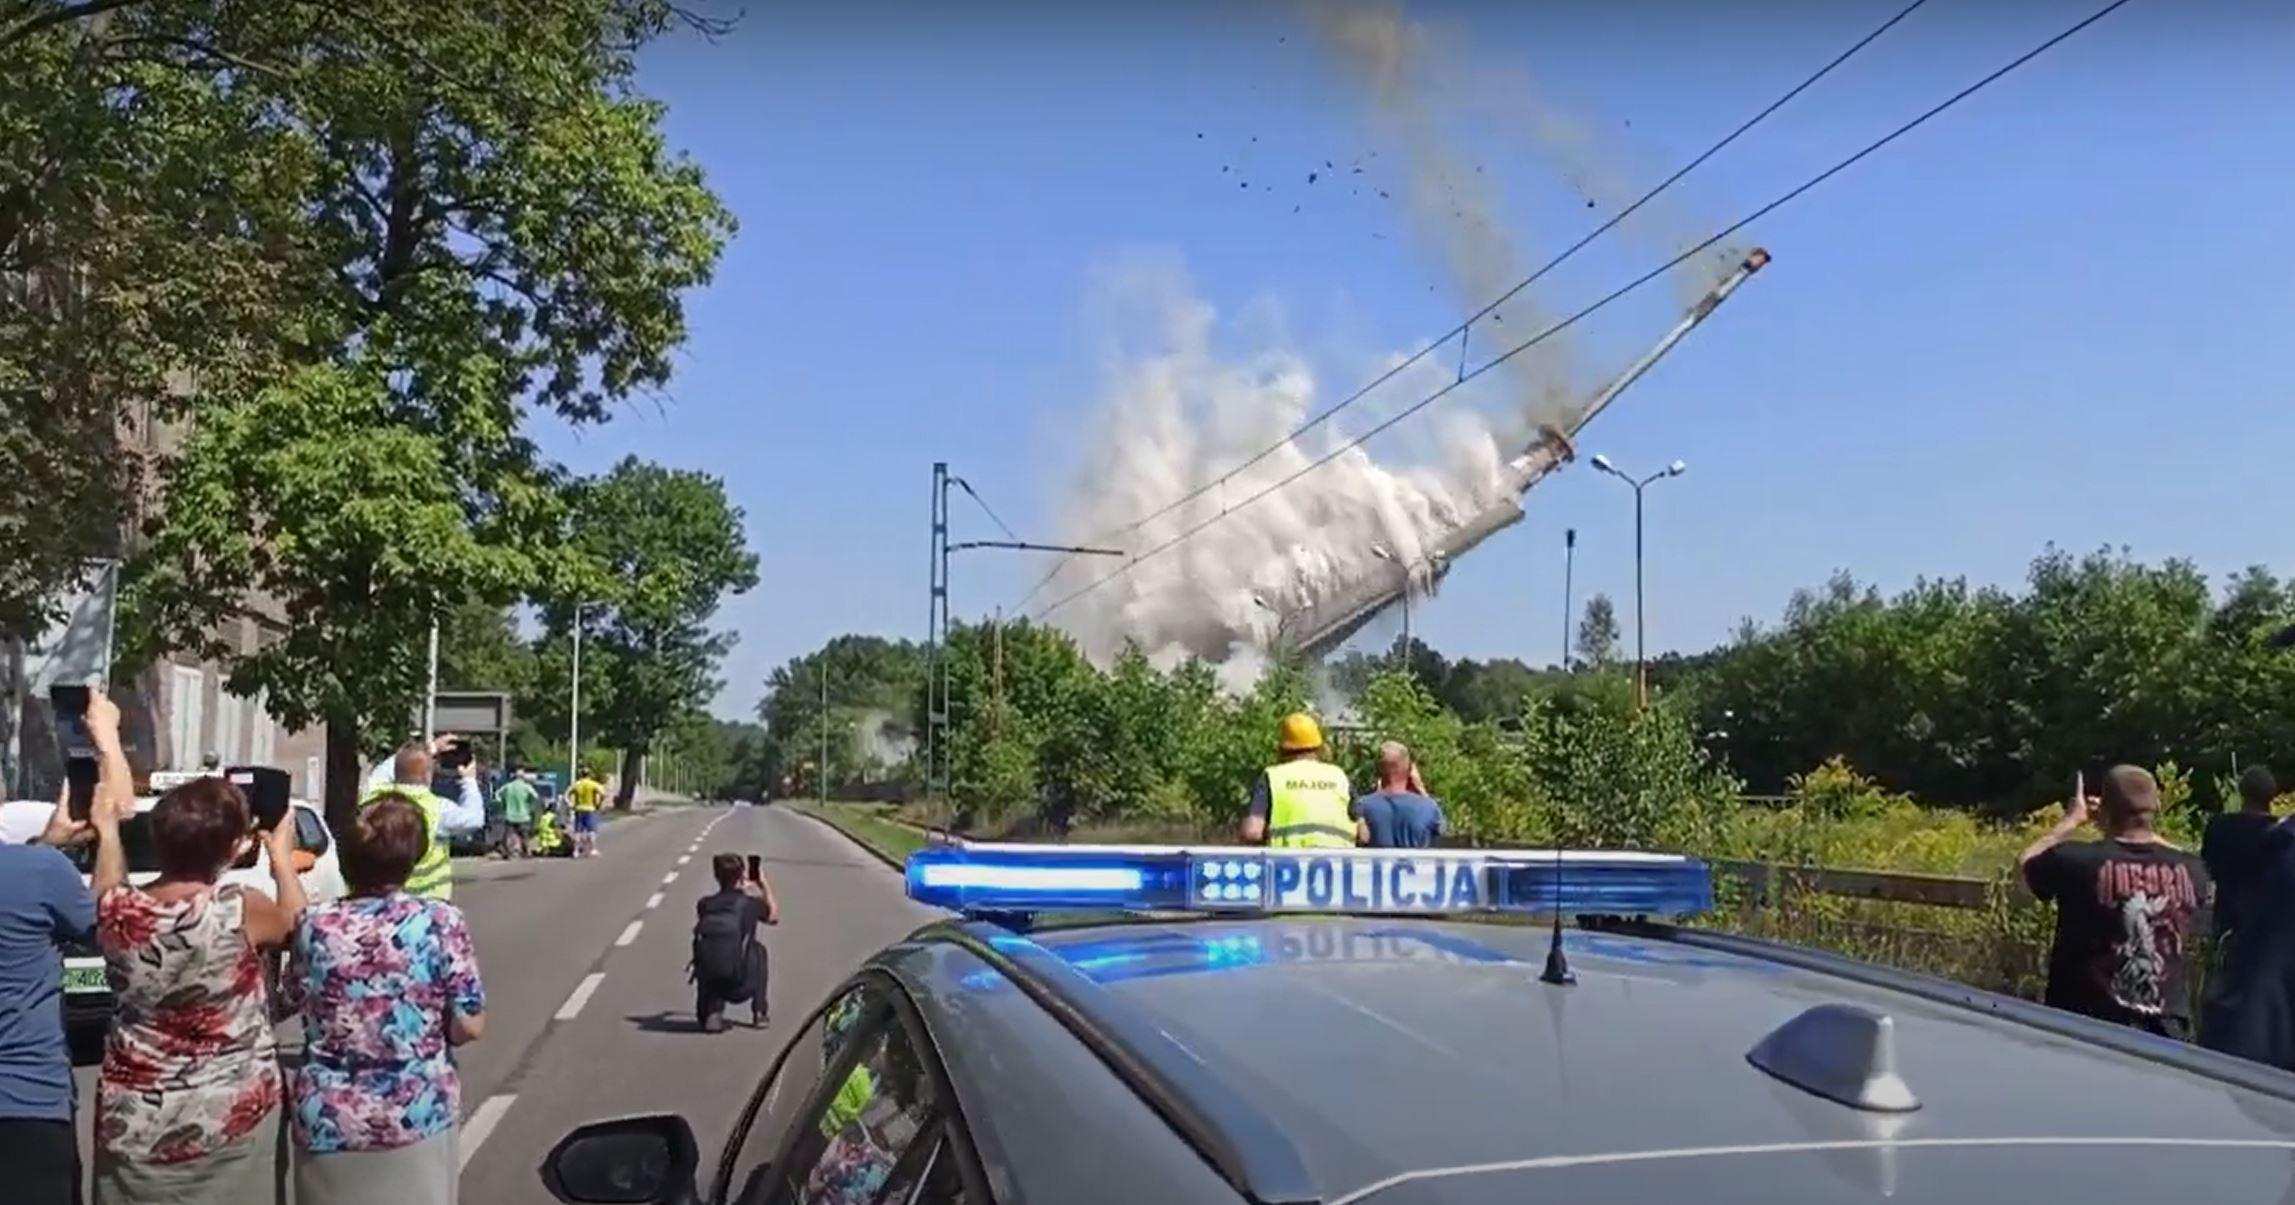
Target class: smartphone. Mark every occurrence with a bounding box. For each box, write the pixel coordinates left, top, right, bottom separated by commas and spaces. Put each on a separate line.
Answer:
65, 757, 98, 822
746, 854, 762, 884
49, 684, 94, 759
226, 766, 292, 832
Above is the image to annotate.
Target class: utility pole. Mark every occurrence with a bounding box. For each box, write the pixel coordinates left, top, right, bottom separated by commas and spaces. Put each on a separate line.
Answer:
1562, 528, 1576, 672
423, 618, 440, 743
568, 603, 585, 786
819, 659, 830, 807
926, 462, 950, 804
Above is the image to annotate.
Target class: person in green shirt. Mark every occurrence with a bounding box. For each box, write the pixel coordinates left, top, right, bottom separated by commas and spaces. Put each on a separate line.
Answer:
496, 767, 540, 860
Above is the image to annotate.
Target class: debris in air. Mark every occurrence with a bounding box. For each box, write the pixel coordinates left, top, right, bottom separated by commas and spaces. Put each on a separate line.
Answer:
1379, 190, 1390, 199
1293, 204, 1301, 213
1197, 132, 1204, 139
1307, 171, 1317, 184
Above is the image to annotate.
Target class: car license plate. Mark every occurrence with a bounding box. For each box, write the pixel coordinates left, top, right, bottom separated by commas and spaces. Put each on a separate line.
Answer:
1261, 853, 1492, 913
62, 963, 108, 994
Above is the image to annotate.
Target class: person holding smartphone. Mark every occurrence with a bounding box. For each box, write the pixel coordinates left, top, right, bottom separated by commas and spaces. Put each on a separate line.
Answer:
690, 853, 778, 1032
0, 692, 111, 1205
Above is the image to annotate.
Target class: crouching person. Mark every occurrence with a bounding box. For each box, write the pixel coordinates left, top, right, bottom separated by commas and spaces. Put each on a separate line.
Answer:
693, 853, 777, 1032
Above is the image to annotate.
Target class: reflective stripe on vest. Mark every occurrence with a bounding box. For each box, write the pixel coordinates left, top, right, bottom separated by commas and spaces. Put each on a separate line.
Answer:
362, 785, 452, 901
1264, 761, 1355, 849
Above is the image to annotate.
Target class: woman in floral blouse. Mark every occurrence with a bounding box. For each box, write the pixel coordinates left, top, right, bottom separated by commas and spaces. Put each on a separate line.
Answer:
284, 792, 486, 1205
90, 774, 306, 1205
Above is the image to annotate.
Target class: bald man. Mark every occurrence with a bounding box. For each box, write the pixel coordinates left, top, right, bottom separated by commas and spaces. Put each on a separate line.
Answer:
2019, 766, 2212, 1038
1352, 741, 1444, 849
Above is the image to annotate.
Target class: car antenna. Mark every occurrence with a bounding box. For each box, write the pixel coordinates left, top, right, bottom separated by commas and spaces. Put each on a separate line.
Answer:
1538, 837, 1574, 986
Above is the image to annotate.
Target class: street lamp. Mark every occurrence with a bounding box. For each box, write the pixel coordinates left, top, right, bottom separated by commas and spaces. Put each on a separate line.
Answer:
1590, 454, 1688, 710
568, 602, 591, 788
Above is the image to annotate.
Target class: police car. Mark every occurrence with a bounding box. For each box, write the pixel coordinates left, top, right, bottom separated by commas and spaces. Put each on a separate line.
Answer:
539, 844, 2295, 1205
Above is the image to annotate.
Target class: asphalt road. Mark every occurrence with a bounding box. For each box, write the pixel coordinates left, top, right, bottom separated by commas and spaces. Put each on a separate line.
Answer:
71, 802, 941, 1202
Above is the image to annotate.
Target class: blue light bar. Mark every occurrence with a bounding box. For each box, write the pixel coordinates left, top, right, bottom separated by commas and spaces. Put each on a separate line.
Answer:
904, 844, 1713, 919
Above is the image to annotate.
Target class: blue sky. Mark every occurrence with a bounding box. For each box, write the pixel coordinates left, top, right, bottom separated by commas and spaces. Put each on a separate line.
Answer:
532, 0, 2295, 719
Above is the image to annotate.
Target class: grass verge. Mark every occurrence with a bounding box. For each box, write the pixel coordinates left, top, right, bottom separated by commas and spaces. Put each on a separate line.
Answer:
788, 800, 928, 867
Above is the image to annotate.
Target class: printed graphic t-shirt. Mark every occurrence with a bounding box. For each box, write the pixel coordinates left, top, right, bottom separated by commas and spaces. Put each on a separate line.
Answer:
2025, 838, 2212, 1027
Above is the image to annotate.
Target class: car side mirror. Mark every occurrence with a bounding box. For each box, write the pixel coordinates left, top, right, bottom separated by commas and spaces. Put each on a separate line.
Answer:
541, 1115, 701, 1205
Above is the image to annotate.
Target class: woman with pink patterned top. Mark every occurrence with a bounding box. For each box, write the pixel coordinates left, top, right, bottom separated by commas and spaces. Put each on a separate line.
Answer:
283, 793, 485, 1205
90, 774, 306, 1205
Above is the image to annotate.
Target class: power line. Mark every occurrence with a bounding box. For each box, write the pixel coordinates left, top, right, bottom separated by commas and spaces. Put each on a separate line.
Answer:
1015, 0, 1935, 612
1035, 0, 2133, 623
951, 476, 1020, 542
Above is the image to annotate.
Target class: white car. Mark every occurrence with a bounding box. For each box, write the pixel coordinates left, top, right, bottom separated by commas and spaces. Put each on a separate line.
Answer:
1, 790, 346, 1040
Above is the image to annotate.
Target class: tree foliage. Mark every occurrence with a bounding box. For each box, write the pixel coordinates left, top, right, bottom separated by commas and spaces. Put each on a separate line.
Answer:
1691, 548, 2295, 815
1576, 593, 1621, 669
96, 0, 734, 816
758, 635, 926, 796
538, 456, 757, 806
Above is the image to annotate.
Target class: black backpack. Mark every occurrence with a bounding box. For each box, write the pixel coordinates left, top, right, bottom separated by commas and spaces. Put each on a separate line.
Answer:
691, 892, 751, 985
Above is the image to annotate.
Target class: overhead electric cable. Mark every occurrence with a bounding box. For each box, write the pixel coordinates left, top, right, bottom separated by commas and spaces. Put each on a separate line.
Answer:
1033, 0, 2134, 622
1015, 0, 1936, 611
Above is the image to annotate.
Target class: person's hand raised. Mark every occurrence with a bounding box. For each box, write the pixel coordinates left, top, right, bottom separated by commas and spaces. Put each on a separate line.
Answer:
38, 784, 90, 848
84, 686, 121, 748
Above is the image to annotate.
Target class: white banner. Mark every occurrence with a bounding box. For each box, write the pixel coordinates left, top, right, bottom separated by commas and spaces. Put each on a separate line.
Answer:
25, 560, 119, 693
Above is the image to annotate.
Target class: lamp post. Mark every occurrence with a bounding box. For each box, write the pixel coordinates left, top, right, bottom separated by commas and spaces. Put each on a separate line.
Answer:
1589, 454, 1687, 710
567, 602, 590, 787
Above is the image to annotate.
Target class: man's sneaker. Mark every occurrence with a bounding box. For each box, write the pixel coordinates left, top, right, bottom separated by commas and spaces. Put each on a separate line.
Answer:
700, 1014, 727, 1034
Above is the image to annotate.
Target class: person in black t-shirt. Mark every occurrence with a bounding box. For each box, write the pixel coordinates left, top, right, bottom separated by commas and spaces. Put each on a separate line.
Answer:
2020, 765, 2212, 1039
692, 853, 778, 1033
2203, 766, 2281, 948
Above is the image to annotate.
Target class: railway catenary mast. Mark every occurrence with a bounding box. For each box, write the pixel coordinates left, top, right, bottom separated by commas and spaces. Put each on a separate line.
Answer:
1273, 248, 1770, 659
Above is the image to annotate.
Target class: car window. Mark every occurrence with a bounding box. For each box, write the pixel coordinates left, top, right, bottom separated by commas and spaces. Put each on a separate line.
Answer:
721, 986, 875, 1202
728, 981, 973, 1205
778, 1004, 966, 1205
293, 807, 330, 855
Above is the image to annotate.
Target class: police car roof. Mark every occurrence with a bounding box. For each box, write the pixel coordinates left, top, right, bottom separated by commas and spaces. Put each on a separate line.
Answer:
896, 914, 2295, 1205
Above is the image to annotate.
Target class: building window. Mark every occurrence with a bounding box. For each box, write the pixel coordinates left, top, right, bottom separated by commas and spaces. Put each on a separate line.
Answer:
213, 691, 243, 767
250, 689, 275, 767
168, 665, 206, 772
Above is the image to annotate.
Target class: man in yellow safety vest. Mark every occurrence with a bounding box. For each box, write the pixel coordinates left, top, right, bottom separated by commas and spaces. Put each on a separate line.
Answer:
362, 734, 486, 900
1238, 712, 1366, 849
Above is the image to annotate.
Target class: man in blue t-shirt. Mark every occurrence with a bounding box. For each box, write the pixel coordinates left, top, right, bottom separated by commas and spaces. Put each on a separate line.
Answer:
1352, 741, 1446, 849
3, 787, 102, 1205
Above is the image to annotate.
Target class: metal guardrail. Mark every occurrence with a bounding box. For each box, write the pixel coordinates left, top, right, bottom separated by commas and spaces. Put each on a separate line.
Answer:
1709, 858, 1995, 909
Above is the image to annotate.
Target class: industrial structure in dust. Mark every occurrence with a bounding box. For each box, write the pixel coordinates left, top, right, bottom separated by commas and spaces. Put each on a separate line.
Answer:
1265, 247, 1770, 659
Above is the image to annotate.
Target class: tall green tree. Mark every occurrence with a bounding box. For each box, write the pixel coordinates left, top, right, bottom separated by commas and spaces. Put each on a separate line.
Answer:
542, 457, 758, 808
112, 0, 733, 821
1576, 594, 1621, 669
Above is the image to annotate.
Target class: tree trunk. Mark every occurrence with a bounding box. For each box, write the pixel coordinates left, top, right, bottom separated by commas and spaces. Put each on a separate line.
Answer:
324, 718, 364, 835
615, 745, 643, 810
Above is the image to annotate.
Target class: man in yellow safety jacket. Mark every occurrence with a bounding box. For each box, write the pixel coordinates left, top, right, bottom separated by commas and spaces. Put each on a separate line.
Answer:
362, 735, 486, 901
1239, 712, 1367, 848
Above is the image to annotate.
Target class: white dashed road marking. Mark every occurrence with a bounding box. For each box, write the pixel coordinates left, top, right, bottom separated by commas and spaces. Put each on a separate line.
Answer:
460, 1095, 517, 1170
677, 854, 691, 866
615, 920, 643, 947
555, 973, 605, 1021
645, 892, 664, 910
661, 872, 679, 886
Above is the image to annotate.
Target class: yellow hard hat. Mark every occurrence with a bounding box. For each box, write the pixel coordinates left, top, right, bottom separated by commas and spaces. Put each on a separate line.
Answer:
1277, 712, 1323, 753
